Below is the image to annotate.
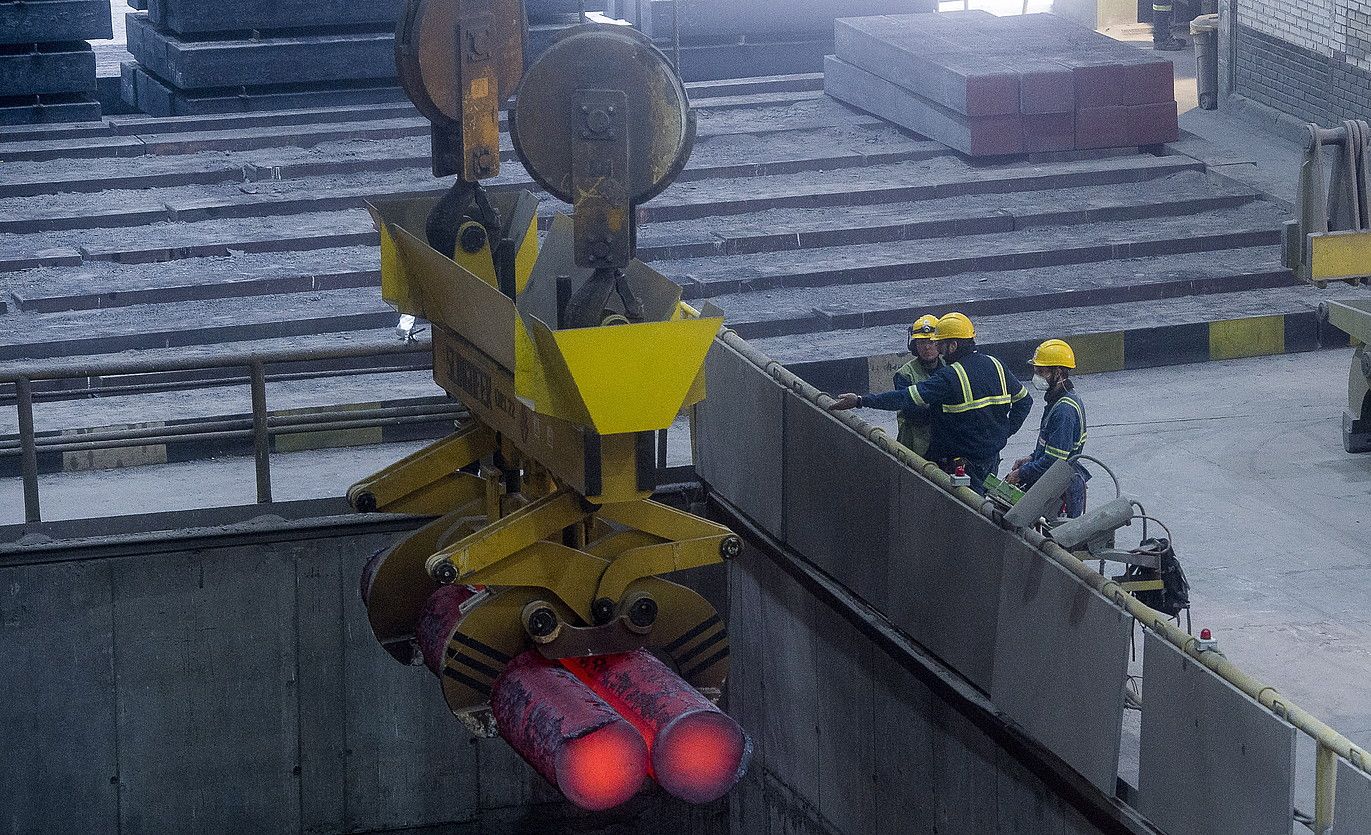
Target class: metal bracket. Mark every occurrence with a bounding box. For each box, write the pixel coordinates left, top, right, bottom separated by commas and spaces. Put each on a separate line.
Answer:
571, 88, 631, 269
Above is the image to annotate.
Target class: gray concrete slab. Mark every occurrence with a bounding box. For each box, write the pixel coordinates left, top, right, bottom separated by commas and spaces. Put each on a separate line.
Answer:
756, 548, 822, 804
888, 466, 1006, 692
111, 543, 302, 833
693, 341, 786, 534
782, 395, 894, 611
0, 558, 118, 834
992, 549, 1132, 794
1335, 758, 1371, 835
1138, 631, 1297, 835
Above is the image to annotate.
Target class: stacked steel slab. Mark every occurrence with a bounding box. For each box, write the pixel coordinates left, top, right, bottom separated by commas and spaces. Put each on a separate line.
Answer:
0, 0, 111, 125
604, 0, 935, 82
118, 0, 608, 117
825, 11, 1178, 157
120, 0, 406, 116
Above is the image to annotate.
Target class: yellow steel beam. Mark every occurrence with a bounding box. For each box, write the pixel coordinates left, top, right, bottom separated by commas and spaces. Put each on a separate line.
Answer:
348, 423, 495, 513
435, 488, 590, 578
460, 540, 608, 623
593, 499, 738, 602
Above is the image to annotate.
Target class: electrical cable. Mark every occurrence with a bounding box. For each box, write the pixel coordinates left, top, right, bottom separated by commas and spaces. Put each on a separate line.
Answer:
1070, 453, 1120, 498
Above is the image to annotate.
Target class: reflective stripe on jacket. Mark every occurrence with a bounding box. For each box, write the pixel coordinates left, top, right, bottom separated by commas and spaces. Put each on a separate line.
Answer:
908, 352, 1032, 463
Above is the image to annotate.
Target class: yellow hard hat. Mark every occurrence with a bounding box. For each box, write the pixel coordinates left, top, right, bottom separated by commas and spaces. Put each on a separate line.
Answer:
934, 312, 975, 340
908, 315, 939, 340
1031, 339, 1076, 369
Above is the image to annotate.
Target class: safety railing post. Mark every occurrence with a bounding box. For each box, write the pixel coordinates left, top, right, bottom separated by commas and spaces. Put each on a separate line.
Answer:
249, 361, 272, 504
15, 377, 40, 524
1314, 743, 1338, 834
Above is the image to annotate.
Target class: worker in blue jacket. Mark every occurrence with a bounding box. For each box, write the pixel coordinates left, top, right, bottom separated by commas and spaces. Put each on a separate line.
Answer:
830, 312, 1032, 494
1005, 339, 1089, 517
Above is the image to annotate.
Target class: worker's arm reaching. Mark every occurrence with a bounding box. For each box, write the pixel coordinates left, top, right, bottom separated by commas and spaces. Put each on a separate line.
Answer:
831, 366, 960, 412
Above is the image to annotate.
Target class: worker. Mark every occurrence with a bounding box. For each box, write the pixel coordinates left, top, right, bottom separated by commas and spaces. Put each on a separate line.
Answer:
1005, 339, 1089, 518
1152, 0, 1184, 51
830, 312, 1032, 494
893, 315, 944, 457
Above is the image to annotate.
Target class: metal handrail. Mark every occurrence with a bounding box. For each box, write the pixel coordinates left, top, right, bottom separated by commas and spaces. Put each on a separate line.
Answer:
5, 338, 435, 524
714, 327, 1369, 834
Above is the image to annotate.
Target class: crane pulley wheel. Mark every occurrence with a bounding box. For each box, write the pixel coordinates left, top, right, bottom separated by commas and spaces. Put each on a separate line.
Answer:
395, 0, 526, 126
509, 24, 695, 206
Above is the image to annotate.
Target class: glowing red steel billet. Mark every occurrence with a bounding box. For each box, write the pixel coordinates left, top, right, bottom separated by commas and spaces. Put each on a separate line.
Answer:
415, 584, 481, 675
491, 651, 649, 811
563, 650, 752, 804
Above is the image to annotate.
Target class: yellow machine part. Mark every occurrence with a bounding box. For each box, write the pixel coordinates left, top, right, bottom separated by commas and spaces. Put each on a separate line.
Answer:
1309, 229, 1371, 284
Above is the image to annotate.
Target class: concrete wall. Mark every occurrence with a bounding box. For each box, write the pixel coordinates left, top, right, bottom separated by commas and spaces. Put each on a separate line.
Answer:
1228, 0, 1371, 125
0, 515, 721, 835
724, 546, 1106, 834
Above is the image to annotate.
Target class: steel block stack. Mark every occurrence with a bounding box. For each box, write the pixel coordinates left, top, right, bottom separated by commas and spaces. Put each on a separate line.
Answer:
0, 0, 111, 125
120, 0, 406, 116
825, 10, 1178, 157
604, 0, 935, 82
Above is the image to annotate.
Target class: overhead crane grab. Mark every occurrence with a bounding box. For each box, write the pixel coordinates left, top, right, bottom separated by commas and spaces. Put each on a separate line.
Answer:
350, 0, 750, 811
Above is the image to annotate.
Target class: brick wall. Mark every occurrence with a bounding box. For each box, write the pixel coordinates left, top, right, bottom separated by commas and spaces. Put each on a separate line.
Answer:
1231, 1, 1371, 124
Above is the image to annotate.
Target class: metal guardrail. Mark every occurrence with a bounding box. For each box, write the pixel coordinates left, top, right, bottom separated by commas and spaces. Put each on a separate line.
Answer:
714, 327, 1371, 835
1, 340, 440, 524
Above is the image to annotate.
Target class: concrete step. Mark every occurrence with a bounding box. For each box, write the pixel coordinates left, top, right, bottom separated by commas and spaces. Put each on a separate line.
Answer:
0, 209, 378, 273
0, 147, 1199, 271
0, 87, 831, 162
752, 283, 1365, 395
636, 169, 1260, 260
0, 124, 940, 234
0, 287, 397, 362
2, 168, 1256, 310
714, 246, 1291, 339
0, 72, 820, 144
8, 246, 381, 313
640, 152, 1204, 223
0, 98, 884, 197
655, 202, 1288, 298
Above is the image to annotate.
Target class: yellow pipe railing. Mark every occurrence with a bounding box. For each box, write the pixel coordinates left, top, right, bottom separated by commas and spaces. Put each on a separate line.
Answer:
714, 328, 1369, 831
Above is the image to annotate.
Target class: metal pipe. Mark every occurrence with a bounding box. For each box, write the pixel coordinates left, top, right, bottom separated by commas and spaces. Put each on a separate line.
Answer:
0, 401, 463, 453
0, 361, 431, 408
16, 377, 40, 524
714, 327, 1371, 780
250, 361, 271, 504
0, 412, 466, 457
1314, 743, 1338, 834
0, 339, 431, 385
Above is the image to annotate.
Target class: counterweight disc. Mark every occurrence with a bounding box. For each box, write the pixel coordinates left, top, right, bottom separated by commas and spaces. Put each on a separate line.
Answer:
510, 25, 695, 206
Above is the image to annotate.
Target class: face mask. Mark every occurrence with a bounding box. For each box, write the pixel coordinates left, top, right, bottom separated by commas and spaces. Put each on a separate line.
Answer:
1032, 375, 1050, 391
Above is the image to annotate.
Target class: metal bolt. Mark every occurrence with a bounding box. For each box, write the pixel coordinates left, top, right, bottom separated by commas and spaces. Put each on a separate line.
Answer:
627, 596, 658, 630
427, 556, 458, 585
720, 535, 743, 559
459, 223, 487, 254
592, 597, 615, 625
525, 605, 560, 640
353, 491, 377, 513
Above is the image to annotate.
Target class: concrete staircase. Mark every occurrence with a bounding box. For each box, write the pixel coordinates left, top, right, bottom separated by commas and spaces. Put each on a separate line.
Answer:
0, 72, 1352, 433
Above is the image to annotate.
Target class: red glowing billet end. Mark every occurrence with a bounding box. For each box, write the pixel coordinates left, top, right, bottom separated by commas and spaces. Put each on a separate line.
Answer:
564, 650, 753, 804
491, 651, 649, 811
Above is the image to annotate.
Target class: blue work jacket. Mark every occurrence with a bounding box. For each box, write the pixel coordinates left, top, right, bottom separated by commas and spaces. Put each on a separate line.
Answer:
1018, 388, 1088, 487
863, 350, 1032, 463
